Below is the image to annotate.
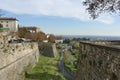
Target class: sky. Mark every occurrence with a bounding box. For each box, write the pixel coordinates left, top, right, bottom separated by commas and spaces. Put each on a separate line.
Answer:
0, 0, 120, 36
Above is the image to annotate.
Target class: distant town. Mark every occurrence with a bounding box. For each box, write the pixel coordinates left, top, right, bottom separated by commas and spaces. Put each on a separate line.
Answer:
0, 16, 63, 44
0, 16, 79, 80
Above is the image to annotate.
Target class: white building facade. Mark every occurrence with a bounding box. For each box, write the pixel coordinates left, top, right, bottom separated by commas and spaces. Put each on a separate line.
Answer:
55, 39, 63, 43
0, 17, 18, 32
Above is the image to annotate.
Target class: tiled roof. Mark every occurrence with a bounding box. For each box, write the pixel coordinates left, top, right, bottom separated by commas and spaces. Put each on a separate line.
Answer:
21, 26, 37, 28
0, 17, 18, 21
20, 26, 40, 30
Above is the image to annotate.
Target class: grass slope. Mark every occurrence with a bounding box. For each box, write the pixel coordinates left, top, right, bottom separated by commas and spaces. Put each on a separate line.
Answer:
25, 54, 67, 80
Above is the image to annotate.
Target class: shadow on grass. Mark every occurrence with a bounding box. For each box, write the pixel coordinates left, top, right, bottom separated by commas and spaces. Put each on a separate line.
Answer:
26, 72, 65, 80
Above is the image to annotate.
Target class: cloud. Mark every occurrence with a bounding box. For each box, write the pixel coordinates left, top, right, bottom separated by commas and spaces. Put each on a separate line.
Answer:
0, 0, 115, 24
95, 13, 115, 24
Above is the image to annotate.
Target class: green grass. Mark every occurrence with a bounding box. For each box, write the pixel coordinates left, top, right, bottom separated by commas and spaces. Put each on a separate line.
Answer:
25, 54, 67, 80
63, 52, 77, 71
66, 55, 77, 71
66, 64, 77, 71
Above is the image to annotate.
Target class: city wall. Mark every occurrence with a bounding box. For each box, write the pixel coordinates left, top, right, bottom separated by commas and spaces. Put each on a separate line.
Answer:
76, 41, 120, 80
38, 42, 57, 57
0, 43, 39, 80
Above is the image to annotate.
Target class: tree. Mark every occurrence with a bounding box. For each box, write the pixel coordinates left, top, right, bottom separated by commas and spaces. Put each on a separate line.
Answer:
24, 31, 46, 41
83, 0, 120, 19
72, 42, 79, 49
37, 31, 46, 41
24, 33, 37, 40
0, 24, 3, 32
64, 51, 72, 64
0, 23, 3, 29
48, 34, 55, 43
63, 39, 71, 44
18, 28, 27, 38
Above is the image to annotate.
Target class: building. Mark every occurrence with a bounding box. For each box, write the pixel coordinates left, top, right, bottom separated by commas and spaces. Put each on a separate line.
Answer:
55, 39, 63, 43
0, 17, 18, 32
46, 34, 50, 38
55, 36, 63, 43
18, 26, 41, 40
20, 26, 40, 33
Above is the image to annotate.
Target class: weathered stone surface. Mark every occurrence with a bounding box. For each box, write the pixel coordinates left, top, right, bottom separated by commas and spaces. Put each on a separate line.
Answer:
0, 43, 39, 80
76, 41, 120, 80
38, 42, 57, 57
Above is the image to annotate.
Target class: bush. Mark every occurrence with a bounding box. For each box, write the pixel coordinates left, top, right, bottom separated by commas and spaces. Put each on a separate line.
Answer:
63, 51, 72, 64
0, 23, 3, 28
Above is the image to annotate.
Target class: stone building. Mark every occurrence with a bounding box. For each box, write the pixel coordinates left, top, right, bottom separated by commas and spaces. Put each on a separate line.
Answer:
55, 39, 63, 43
0, 17, 18, 32
20, 26, 40, 33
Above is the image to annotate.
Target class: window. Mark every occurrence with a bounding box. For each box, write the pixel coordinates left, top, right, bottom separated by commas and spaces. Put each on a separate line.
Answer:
6, 21, 8, 23
1, 21, 3, 23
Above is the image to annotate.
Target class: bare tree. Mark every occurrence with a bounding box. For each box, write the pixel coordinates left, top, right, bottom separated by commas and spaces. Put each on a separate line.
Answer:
83, 0, 120, 19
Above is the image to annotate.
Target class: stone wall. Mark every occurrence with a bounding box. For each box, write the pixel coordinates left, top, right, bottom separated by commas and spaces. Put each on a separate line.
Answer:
0, 34, 4, 43
76, 41, 120, 80
38, 42, 57, 57
86, 40, 120, 45
0, 43, 39, 80
52, 43, 58, 57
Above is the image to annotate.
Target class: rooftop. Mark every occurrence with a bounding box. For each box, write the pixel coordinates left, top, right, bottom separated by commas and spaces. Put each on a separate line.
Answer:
20, 26, 40, 30
21, 26, 39, 28
0, 17, 18, 21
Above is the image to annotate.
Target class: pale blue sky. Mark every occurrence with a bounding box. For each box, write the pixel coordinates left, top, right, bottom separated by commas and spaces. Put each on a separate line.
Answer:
0, 0, 120, 36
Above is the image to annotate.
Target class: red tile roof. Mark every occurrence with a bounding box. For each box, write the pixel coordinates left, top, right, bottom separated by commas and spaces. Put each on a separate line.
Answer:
0, 17, 18, 21
20, 26, 38, 29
